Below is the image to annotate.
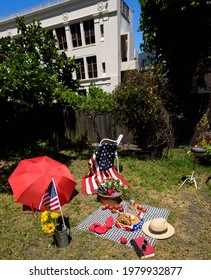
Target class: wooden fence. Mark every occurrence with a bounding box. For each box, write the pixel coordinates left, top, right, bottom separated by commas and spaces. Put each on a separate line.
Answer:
63, 108, 133, 144
0, 104, 133, 149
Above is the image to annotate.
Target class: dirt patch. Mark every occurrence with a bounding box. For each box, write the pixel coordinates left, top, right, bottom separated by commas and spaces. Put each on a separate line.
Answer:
168, 188, 210, 259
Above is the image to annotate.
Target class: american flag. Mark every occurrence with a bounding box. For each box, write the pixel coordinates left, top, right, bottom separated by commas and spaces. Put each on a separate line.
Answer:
82, 143, 131, 194
39, 180, 60, 210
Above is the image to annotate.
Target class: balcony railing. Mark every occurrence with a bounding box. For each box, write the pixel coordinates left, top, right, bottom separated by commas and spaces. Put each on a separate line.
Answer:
0, 0, 68, 22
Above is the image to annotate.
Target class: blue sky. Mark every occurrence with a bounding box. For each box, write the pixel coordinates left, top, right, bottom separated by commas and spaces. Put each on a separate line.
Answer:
0, 0, 143, 52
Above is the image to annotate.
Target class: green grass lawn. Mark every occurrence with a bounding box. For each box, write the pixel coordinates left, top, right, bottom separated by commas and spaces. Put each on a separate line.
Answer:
0, 147, 211, 260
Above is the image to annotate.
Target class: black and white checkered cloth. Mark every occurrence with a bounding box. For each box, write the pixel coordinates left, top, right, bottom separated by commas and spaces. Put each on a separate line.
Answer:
77, 201, 170, 247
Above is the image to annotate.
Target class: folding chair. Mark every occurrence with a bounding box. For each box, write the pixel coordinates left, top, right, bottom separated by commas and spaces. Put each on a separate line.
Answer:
82, 134, 131, 194
99, 134, 123, 173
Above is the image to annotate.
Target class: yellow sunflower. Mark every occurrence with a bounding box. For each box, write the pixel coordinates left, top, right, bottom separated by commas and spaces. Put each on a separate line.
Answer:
47, 223, 56, 233
50, 212, 60, 219
41, 224, 49, 234
41, 211, 49, 223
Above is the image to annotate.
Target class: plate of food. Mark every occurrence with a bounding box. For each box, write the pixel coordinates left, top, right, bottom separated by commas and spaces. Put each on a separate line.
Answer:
115, 212, 144, 231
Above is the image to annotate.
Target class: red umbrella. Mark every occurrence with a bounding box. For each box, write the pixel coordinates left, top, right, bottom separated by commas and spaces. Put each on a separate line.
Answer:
8, 156, 77, 210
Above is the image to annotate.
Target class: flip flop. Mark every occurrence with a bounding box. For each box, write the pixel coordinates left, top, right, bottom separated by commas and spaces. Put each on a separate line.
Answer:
105, 216, 114, 229
88, 222, 101, 232
94, 225, 108, 234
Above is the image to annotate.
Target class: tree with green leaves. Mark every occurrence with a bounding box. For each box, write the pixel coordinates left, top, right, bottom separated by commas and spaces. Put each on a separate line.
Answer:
112, 70, 172, 157
0, 17, 78, 111
63, 82, 114, 142
139, 0, 211, 145
0, 17, 79, 147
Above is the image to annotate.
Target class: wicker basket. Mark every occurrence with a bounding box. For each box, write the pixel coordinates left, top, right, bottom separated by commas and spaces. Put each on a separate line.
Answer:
97, 191, 123, 206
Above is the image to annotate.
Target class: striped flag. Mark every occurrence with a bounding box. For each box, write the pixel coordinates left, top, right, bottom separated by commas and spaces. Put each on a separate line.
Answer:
82, 143, 131, 194
39, 180, 60, 211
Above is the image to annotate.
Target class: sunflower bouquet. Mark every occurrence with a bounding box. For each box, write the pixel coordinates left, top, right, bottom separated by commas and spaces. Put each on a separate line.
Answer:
40, 211, 60, 234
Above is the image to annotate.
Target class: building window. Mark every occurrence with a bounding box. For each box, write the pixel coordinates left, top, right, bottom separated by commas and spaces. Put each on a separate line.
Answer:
55, 27, 67, 50
48, 30, 54, 40
75, 58, 85, 80
87, 56, 98, 78
70, 23, 82, 48
83, 19, 95, 45
78, 89, 87, 96
121, 0, 130, 23
100, 24, 104, 39
102, 62, 106, 74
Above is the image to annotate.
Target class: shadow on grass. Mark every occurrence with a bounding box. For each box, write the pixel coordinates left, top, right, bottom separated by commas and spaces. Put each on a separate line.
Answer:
0, 138, 92, 194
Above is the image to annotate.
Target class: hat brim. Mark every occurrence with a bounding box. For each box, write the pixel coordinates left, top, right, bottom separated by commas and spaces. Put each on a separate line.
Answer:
142, 220, 175, 239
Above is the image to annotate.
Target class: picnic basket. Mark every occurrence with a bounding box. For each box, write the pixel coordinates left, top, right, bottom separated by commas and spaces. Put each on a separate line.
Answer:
97, 191, 123, 206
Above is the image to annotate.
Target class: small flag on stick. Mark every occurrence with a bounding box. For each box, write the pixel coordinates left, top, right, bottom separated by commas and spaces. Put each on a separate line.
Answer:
39, 180, 60, 211
39, 178, 66, 229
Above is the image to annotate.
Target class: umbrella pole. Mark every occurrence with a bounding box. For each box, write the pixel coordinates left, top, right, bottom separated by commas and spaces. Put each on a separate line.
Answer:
30, 204, 36, 215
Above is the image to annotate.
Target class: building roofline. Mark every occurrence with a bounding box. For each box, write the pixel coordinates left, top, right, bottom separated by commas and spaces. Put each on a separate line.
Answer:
0, 0, 69, 23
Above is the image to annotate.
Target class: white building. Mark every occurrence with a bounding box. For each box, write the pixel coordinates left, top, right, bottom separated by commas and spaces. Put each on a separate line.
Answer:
0, 0, 138, 93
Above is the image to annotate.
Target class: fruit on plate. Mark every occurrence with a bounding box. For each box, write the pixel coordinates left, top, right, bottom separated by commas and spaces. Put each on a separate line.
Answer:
120, 237, 127, 244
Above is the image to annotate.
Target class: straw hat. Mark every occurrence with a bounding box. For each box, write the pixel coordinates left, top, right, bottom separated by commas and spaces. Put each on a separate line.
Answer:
142, 218, 175, 239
